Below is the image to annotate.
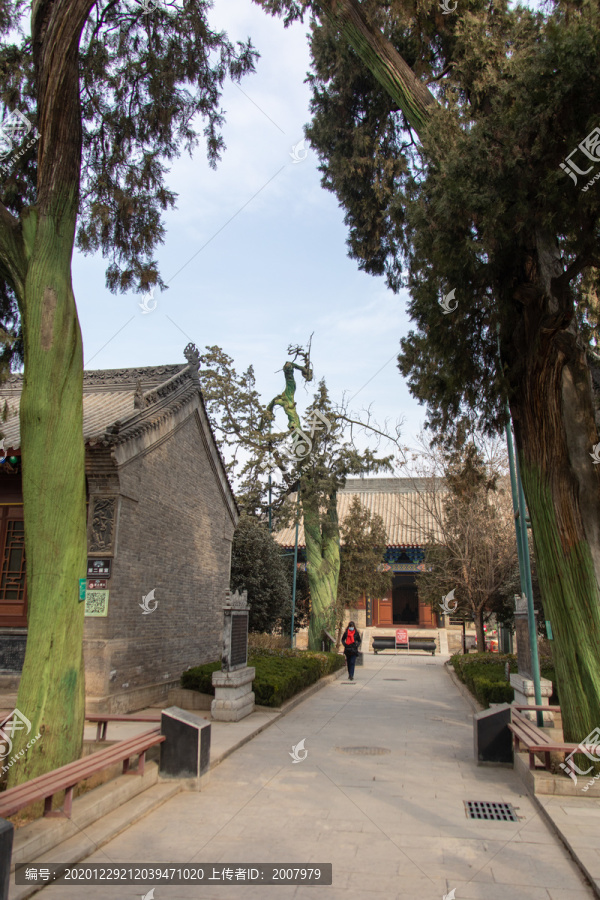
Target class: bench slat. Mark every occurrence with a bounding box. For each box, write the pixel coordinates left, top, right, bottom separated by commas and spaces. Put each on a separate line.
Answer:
510, 715, 553, 745
86, 715, 161, 722
0, 735, 165, 813
86, 714, 161, 741
513, 705, 561, 712
2, 729, 163, 792
2, 730, 163, 796
0, 729, 165, 817
509, 710, 600, 771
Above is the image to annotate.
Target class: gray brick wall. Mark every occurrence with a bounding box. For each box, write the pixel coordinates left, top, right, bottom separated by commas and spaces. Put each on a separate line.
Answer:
84, 408, 236, 711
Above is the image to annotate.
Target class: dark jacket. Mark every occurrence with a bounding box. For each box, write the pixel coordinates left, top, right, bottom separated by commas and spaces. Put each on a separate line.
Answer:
341, 627, 362, 656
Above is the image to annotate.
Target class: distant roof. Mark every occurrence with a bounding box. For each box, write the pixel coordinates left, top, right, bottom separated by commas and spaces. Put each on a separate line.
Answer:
273, 476, 447, 549
339, 477, 442, 494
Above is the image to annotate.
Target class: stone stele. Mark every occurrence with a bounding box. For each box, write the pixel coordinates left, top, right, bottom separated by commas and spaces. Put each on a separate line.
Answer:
211, 589, 255, 722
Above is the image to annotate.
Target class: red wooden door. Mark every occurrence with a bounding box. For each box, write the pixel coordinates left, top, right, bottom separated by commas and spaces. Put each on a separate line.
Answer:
377, 595, 393, 626
419, 599, 436, 627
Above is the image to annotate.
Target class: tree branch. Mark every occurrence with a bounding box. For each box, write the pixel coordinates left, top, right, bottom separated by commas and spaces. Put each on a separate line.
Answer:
0, 202, 26, 302
317, 0, 436, 135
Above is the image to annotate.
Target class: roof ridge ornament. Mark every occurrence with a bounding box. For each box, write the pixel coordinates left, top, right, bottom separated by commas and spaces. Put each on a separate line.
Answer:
184, 343, 200, 371
134, 379, 145, 410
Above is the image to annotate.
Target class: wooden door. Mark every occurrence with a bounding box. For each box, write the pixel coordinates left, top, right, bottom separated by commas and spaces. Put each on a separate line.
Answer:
377, 595, 393, 626
0, 506, 27, 627
419, 598, 436, 628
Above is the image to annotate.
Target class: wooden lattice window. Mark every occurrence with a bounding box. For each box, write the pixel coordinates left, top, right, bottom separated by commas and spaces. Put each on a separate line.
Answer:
0, 511, 27, 626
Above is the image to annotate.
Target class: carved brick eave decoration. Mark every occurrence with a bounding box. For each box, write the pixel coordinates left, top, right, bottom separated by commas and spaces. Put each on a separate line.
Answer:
0, 365, 186, 397
97, 346, 203, 447
224, 588, 249, 610
88, 497, 117, 554
0, 373, 25, 394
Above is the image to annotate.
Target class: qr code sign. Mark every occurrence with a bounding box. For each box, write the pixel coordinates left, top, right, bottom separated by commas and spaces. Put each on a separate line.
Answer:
84, 589, 109, 617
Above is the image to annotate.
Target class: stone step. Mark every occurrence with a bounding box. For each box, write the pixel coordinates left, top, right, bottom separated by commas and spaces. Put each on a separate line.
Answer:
9, 766, 181, 900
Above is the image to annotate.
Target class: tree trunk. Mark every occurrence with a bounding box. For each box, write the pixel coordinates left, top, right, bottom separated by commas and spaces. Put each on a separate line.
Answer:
319, 0, 600, 743
304, 488, 341, 650
505, 228, 600, 743
3, 0, 92, 785
474, 607, 486, 654
318, 0, 435, 133
8, 222, 87, 786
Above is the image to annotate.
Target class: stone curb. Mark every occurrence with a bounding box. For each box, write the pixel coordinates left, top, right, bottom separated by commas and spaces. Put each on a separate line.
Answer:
445, 662, 599, 896
444, 659, 484, 714
8, 765, 181, 900
210, 664, 347, 768
520, 779, 600, 898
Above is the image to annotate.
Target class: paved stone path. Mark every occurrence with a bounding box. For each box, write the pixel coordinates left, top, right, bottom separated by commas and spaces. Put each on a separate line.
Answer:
38, 653, 594, 899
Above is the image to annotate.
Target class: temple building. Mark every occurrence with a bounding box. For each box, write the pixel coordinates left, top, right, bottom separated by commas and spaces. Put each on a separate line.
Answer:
0, 345, 238, 713
274, 476, 445, 631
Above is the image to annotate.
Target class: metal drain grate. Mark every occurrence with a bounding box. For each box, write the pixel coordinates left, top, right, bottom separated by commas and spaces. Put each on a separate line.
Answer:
337, 747, 391, 756
383, 678, 406, 681
465, 801, 518, 822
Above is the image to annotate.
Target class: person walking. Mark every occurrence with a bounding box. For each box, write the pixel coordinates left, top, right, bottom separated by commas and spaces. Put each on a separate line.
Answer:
341, 621, 361, 681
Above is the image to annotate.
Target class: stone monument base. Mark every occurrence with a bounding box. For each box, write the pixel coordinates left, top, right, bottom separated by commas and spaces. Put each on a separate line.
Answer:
510, 673, 554, 725
211, 666, 255, 722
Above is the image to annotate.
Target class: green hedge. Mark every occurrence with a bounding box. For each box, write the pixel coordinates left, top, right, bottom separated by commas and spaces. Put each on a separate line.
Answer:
181, 649, 345, 708
450, 653, 517, 708
181, 660, 221, 695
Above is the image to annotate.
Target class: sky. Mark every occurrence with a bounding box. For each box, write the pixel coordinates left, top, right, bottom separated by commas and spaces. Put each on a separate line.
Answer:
72, 0, 425, 463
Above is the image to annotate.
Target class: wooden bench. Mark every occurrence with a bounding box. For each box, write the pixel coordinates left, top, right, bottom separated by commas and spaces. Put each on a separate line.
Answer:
508, 709, 598, 771
86, 714, 161, 742
372, 635, 436, 655
0, 728, 165, 819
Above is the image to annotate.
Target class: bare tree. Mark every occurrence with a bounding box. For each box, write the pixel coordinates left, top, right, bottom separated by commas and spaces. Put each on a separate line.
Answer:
395, 433, 518, 652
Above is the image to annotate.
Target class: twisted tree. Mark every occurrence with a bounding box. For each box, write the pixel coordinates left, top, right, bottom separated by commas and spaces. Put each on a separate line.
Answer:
198, 342, 396, 649
258, 0, 600, 743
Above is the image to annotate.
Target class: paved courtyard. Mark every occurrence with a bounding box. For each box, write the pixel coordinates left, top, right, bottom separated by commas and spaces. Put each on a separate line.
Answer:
35, 653, 594, 899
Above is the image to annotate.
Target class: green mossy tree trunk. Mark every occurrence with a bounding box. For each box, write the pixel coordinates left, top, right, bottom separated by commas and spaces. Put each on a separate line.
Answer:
319, 5, 600, 741
1, 0, 91, 785
505, 229, 600, 742
303, 487, 341, 650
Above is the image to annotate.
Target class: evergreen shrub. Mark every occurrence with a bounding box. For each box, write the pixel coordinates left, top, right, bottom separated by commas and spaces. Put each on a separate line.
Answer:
181, 650, 345, 707
181, 660, 221, 695
450, 653, 516, 707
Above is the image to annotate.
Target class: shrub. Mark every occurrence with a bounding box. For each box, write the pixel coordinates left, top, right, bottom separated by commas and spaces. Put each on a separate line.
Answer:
450, 651, 559, 707
181, 660, 221, 695
180, 650, 345, 706
473, 677, 514, 707
450, 652, 517, 708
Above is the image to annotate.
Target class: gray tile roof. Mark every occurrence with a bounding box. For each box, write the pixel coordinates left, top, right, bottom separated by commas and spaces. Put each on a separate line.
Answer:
273, 477, 447, 548
0, 365, 186, 450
